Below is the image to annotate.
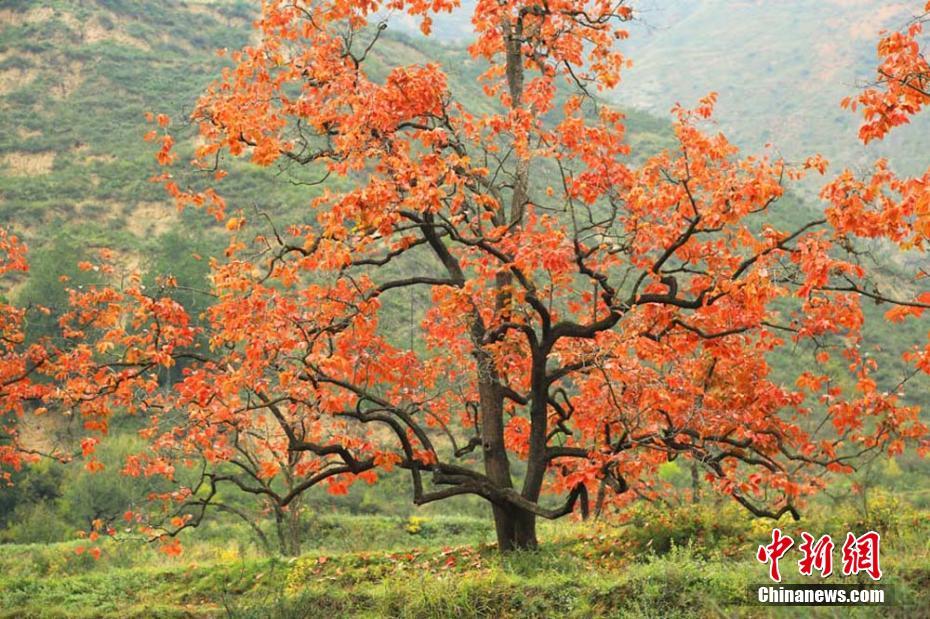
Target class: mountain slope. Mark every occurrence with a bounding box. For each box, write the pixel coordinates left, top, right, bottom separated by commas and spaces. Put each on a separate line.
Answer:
0, 1, 670, 258
388, 0, 930, 176
614, 0, 929, 175
0, 0, 258, 268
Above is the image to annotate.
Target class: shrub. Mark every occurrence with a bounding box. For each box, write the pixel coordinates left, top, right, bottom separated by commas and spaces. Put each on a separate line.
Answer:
621, 501, 752, 557
0, 502, 71, 544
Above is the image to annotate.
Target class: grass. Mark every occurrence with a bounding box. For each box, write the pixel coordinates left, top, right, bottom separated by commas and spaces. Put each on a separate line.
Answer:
1, 503, 929, 618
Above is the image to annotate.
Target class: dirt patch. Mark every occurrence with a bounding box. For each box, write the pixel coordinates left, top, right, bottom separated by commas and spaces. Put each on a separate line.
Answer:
58, 11, 82, 32
0, 66, 37, 95
70, 199, 178, 237
0, 50, 40, 95
14, 411, 64, 456
2, 151, 55, 175
0, 50, 30, 62
16, 127, 42, 140
185, 2, 252, 29
84, 154, 117, 165
82, 17, 150, 51
71, 142, 115, 165
126, 201, 178, 237
0, 7, 55, 27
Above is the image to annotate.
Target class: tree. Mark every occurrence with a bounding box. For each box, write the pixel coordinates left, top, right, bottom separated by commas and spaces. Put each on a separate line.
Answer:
100, 0, 926, 553
15, 228, 98, 343
0, 229, 196, 516
827, 1, 930, 380
0, 228, 49, 479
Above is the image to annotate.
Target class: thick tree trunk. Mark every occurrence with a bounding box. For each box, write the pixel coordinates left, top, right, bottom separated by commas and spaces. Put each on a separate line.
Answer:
476, 357, 529, 552
492, 505, 538, 551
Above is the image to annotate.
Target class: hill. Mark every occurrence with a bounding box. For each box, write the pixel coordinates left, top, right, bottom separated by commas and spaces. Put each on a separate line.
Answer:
388, 0, 930, 178
0, 0, 672, 260
614, 0, 930, 176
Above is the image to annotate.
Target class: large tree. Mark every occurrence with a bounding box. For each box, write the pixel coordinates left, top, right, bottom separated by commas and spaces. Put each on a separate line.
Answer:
39, 0, 928, 553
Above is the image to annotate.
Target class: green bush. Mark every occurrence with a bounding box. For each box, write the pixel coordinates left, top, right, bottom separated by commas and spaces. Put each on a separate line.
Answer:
622, 501, 753, 557
0, 502, 72, 545
57, 435, 170, 532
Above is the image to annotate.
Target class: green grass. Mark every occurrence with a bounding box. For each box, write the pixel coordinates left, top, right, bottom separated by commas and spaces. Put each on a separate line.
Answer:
2, 503, 929, 618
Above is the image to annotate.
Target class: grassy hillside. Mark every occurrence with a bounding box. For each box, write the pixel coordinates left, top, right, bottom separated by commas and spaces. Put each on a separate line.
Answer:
0, 0, 672, 237
0, 0, 672, 291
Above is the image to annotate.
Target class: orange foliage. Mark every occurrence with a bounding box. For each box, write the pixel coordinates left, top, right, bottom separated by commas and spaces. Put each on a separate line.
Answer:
2, 0, 928, 552
125, 0, 929, 544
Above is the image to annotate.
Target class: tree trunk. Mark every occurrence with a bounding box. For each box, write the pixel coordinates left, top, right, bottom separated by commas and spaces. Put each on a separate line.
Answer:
476, 368, 531, 552
273, 505, 302, 557
691, 462, 701, 504
285, 506, 302, 557
492, 505, 538, 551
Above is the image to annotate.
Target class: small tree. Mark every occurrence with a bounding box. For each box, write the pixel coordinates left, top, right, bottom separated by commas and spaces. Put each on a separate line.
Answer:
133, 409, 333, 556
0, 229, 48, 478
